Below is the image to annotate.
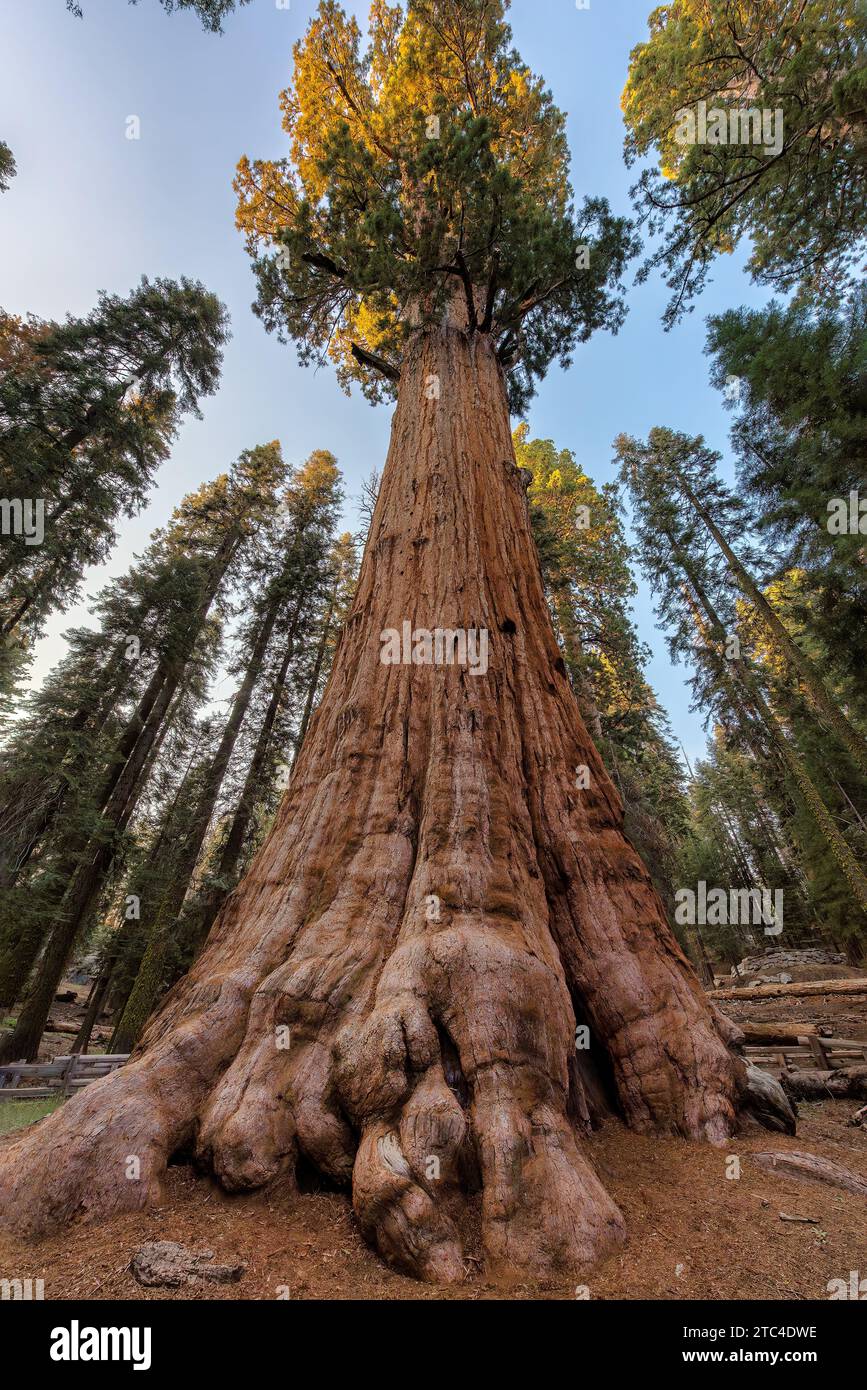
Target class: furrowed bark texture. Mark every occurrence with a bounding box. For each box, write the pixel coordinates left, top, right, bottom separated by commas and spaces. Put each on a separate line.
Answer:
0, 329, 743, 1282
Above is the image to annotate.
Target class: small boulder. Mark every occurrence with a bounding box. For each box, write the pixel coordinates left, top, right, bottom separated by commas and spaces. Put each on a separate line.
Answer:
130, 1241, 244, 1288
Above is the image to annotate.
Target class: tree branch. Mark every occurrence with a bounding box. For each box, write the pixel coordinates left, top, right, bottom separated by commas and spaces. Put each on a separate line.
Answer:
454, 251, 477, 331
480, 257, 498, 333
301, 252, 347, 279
350, 342, 401, 382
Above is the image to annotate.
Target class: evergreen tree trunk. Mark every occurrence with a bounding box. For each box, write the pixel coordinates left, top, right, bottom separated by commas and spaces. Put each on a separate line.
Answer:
162, 614, 303, 975
72, 957, 115, 1055
680, 476, 867, 782
0, 652, 131, 893
553, 590, 605, 744
0, 917, 45, 1013
0, 588, 220, 1059
112, 590, 292, 1050
293, 598, 333, 760
1, 555, 68, 637
0, 328, 746, 1281
682, 578, 867, 916
0, 725, 161, 1061
691, 924, 716, 988
0, 681, 175, 1022
0, 697, 174, 1014
106, 735, 211, 1046
0, 672, 170, 1009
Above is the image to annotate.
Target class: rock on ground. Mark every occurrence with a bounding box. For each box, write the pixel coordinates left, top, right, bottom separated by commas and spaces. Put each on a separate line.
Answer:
130, 1240, 244, 1287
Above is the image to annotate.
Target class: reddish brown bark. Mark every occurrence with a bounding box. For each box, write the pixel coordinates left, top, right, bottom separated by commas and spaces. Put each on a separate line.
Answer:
0, 327, 746, 1282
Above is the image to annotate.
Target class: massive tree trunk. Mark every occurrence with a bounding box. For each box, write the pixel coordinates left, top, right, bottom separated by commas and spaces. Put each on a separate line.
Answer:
0, 327, 746, 1282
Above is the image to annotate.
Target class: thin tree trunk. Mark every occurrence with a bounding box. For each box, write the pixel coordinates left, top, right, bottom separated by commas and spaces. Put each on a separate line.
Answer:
105, 741, 207, 1048
112, 589, 292, 1049
292, 597, 334, 761
0, 327, 750, 1282
679, 475, 867, 782
0, 677, 175, 1017
72, 956, 115, 1055
184, 639, 298, 958
680, 573, 867, 915
0, 551, 233, 1060
0, 651, 131, 891
692, 923, 716, 988
1, 556, 65, 636
0, 703, 172, 1061
712, 797, 759, 888
552, 590, 604, 743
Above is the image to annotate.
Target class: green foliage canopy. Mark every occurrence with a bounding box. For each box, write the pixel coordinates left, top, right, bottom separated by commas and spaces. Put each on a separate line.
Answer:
236, 0, 638, 412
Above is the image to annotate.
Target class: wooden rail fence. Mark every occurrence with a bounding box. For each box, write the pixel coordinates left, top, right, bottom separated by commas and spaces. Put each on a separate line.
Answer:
743, 1037, 867, 1078
0, 1053, 129, 1100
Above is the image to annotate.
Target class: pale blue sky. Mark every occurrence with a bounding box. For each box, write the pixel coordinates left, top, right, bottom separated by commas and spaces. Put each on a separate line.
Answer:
0, 0, 768, 761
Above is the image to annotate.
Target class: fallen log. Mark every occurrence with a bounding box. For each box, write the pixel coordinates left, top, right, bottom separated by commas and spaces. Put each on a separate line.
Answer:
738, 1021, 819, 1044
751, 1149, 867, 1198
709, 978, 867, 1002
43, 1019, 110, 1038
781, 1065, 867, 1102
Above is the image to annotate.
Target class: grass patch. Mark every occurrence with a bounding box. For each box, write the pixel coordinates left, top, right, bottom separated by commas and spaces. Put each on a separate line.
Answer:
0, 1096, 64, 1136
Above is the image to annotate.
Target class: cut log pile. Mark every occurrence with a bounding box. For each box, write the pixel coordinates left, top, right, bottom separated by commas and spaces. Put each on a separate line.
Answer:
731, 950, 846, 978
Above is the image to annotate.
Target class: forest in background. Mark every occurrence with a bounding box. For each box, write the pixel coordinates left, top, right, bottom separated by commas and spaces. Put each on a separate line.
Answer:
0, 0, 864, 1073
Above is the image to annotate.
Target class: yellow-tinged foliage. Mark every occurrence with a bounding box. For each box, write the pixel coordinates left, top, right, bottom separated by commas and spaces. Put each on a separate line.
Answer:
234, 1, 635, 409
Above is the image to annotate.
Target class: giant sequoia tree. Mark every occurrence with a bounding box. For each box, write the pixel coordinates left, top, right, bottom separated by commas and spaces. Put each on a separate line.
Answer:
0, 0, 768, 1283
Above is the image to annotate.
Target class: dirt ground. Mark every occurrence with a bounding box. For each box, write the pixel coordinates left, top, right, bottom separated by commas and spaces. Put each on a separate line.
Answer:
0, 1089, 863, 1301
2, 981, 865, 1301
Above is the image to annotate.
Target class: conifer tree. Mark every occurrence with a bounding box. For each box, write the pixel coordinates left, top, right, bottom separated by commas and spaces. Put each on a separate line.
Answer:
706, 289, 867, 707
0, 444, 284, 1061
0, 141, 15, 193
0, 278, 228, 686
111, 449, 343, 1048
618, 428, 867, 781
616, 428, 867, 927
622, 0, 867, 324
67, 0, 250, 29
